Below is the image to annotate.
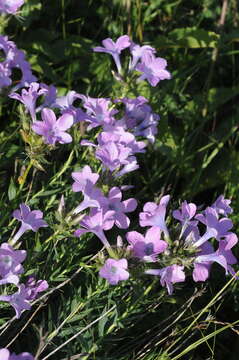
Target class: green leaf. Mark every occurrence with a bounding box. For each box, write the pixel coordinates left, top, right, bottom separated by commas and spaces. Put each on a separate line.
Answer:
156, 27, 219, 48
8, 178, 17, 201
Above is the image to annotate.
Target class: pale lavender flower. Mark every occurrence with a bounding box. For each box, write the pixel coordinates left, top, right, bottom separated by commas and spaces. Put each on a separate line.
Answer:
9, 82, 47, 121
0, 243, 26, 285
215, 233, 238, 275
193, 233, 238, 280
0, 0, 24, 14
93, 35, 131, 74
211, 195, 233, 216
11, 49, 37, 90
32, 108, 73, 145
145, 264, 185, 295
114, 156, 139, 177
0, 63, 11, 87
72, 165, 99, 192
136, 53, 171, 86
25, 276, 49, 301
54, 90, 81, 110
139, 195, 170, 239
173, 201, 197, 223
95, 141, 131, 172
0, 348, 34, 360
173, 200, 197, 237
79, 96, 117, 129
12, 203, 48, 245
194, 250, 228, 276
104, 187, 137, 229
72, 181, 106, 215
99, 258, 129, 285
0, 284, 31, 318
10, 352, 34, 360
193, 207, 233, 248
99, 125, 146, 154
192, 241, 214, 282
129, 43, 156, 71
74, 209, 114, 248
0, 349, 9, 360
38, 83, 57, 109
126, 227, 168, 262
0, 36, 36, 90
116, 96, 160, 143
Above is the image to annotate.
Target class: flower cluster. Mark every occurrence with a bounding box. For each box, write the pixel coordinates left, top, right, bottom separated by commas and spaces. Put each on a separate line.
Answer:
8, 35, 169, 151
0, 204, 48, 318
93, 35, 171, 86
78, 193, 237, 295
3, 32, 238, 360
0, 35, 36, 91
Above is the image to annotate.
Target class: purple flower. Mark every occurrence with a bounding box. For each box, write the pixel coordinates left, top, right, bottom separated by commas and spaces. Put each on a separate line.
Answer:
0, 349, 34, 360
9, 82, 47, 121
145, 264, 185, 295
136, 53, 171, 86
129, 43, 156, 71
0, 284, 31, 318
10, 353, 34, 360
192, 241, 214, 282
173, 201, 197, 223
126, 227, 168, 262
211, 195, 233, 216
54, 90, 80, 110
93, 35, 131, 74
0, 36, 36, 90
193, 207, 233, 248
0, 0, 24, 14
12, 203, 48, 245
25, 276, 49, 301
95, 141, 131, 172
114, 156, 139, 177
193, 234, 238, 280
139, 195, 170, 239
79, 96, 117, 129
71, 165, 99, 192
0, 349, 10, 360
173, 200, 197, 237
215, 233, 238, 275
72, 181, 106, 215
116, 96, 160, 143
38, 83, 57, 109
99, 258, 129, 285
0, 63, 11, 87
0, 243, 26, 285
103, 187, 137, 229
32, 108, 74, 145
74, 209, 114, 248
